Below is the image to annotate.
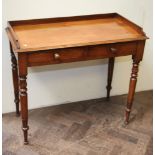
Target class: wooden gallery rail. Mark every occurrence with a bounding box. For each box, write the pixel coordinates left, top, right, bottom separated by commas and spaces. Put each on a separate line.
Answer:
6, 13, 148, 144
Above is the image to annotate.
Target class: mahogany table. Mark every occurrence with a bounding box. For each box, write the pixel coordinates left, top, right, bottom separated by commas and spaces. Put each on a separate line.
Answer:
6, 13, 148, 144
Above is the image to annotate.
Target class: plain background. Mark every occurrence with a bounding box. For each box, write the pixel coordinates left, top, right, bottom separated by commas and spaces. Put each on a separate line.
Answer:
2, 0, 152, 113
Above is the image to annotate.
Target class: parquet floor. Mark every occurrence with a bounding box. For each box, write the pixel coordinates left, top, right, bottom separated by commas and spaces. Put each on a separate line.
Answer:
3, 91, 152, 155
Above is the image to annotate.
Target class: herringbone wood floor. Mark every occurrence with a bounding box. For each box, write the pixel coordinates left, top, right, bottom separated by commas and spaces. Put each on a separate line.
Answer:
3, 91, 152, 155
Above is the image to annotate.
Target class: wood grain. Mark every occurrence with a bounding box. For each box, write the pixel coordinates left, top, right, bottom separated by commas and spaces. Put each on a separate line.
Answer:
6, 13, 147, 52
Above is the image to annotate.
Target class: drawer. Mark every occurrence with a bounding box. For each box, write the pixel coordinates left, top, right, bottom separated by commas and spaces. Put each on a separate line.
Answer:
54, 47, 85, 61
87, 42, 137, 59
28, 52, 54, 66
108, 42, 137, 56
27, 47, 86, 66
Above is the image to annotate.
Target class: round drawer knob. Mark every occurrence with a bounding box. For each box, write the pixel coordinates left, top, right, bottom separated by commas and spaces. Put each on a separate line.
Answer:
54, 53, 60, 59
110, 47, 117, 54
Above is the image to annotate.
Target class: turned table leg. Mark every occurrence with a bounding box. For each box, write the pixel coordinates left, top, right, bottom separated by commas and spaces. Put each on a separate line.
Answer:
125, 41, 145, 124
106, 57, 115, 100
18, 53, 29, 144
10, 43, 20, 116
125, 61, 139, 124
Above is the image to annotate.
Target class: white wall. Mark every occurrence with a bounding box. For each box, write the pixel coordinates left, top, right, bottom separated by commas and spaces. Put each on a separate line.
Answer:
2, 0, 153, 113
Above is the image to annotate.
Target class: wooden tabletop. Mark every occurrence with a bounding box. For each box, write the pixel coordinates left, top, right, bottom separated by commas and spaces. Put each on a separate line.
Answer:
6, 13, 148, 52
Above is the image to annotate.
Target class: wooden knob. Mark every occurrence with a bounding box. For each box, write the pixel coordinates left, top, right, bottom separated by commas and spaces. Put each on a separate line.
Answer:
110, 47, 117, 52
54, 53, 60, 59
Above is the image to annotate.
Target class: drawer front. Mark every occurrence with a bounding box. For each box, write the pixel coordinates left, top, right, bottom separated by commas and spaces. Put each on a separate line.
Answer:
108, 42, 137, 56
28, 51, 54, 66
28, 47, 86, 66
54, 48, 85, 61
87, 42, 137, 59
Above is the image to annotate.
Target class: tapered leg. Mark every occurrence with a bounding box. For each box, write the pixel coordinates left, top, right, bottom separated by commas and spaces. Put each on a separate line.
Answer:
125, 61, 139, 124
18, 53, 29, 144
106, 57, 115, 100
10, 43, 20, 116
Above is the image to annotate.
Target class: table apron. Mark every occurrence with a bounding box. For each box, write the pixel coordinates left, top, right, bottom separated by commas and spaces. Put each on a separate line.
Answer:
27, 42, 137, 67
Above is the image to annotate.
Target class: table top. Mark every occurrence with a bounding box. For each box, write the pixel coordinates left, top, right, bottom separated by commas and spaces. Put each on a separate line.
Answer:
6, 13, 148, 52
